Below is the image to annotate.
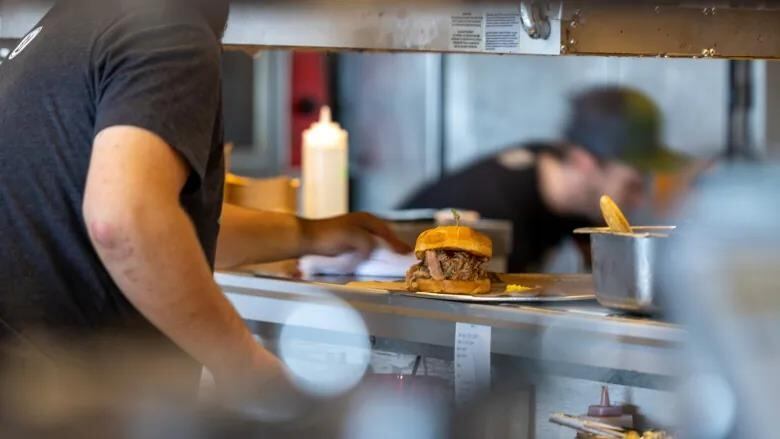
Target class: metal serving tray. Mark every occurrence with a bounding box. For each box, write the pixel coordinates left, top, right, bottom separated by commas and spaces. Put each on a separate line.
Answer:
345, 273, 596, 304
575, 227, 676, 314
397, 290, 594, 303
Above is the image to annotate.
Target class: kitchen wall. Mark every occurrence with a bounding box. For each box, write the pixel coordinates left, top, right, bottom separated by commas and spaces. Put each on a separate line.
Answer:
339, 53, 740, 212
223, 50, 291, 177
338, 53, 444, 213
756, 60, 780, 158
443, 55, 729, 171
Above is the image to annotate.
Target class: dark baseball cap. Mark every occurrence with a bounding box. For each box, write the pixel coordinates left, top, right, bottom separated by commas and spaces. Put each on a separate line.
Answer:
564, 87, 688, 172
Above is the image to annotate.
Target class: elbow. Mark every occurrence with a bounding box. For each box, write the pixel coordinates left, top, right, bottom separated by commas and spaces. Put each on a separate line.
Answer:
84, 215, 130, 264
82, 195, 140, 260
83, 191, 182, 262
85, 215, 124, 252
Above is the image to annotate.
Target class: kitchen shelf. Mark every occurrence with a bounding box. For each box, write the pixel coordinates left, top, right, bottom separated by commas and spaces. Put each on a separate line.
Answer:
2, 0, 779, 58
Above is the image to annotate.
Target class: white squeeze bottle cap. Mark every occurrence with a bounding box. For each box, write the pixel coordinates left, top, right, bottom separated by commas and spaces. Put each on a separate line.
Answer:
305, 107, 345, 145
302, 106, 349, 219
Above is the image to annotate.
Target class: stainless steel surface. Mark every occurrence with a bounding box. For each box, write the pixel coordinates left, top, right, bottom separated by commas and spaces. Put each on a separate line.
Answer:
216, 272, 684, 377
2, 1, 780, 59
520, 1, 552, 40
575, 226, 675, 238
400, 272, 596, 303
224, 0, 563, 55
761, 61, 780, 157
0, 0, 560, 55
398, 290, 593, 303
225, 1, 780, 59
577, 227, 675, 314
339, 53, 444, 211
230, 50, 291, 177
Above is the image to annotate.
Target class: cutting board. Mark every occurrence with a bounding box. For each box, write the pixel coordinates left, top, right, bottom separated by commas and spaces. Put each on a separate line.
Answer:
345, 280, 408, 291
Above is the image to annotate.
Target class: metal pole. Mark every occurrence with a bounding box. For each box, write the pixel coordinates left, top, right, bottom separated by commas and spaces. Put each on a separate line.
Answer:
727, 60, 754, 160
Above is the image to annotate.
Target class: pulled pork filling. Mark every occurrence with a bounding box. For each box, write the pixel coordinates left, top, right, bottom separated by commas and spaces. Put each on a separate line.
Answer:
406, 250, 488, 283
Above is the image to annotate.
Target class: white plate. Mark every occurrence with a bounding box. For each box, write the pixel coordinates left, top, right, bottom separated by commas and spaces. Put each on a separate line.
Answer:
397, 291, 595, 303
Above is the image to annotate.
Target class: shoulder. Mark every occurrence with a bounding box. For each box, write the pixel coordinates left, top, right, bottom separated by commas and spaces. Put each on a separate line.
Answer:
496, 142, 566, 171
497, 148, 536, 171
97, 0, 219, 53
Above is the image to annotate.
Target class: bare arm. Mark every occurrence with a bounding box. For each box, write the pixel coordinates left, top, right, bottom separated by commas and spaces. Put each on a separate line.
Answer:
84, 126, 283, 389
216, 205, 304, 269
216, 206, 411, 270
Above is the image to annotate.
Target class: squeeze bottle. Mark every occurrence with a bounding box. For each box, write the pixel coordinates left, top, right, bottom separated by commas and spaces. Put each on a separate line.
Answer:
302, 107, 349, 219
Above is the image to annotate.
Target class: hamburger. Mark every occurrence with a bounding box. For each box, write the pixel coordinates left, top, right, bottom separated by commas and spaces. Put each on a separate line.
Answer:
405, 226, 493, 295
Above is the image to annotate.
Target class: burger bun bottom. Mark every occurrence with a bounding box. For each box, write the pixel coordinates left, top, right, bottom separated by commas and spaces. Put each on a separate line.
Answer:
413, 278, 491, 295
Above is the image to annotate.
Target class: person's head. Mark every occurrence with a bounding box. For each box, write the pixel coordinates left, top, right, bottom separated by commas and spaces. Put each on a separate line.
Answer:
552, 87, 684, 220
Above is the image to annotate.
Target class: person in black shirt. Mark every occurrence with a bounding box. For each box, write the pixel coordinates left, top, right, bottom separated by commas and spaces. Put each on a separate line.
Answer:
0, 0, 408, 401
402, 87, 684, 273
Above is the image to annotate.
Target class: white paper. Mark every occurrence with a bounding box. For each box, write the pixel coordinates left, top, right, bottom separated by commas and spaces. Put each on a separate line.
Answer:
355, 248, 418, 278
485, 12, 522, 53
299, 244, 417, 277
454, 323, 492, 405
450, 11, 484, 52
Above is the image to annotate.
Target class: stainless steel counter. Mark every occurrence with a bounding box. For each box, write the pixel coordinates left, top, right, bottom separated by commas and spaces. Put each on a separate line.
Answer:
217, 272, 684, 380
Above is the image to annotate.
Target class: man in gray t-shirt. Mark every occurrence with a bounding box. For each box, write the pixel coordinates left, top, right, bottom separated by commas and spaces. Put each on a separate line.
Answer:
0, 0, 407, 397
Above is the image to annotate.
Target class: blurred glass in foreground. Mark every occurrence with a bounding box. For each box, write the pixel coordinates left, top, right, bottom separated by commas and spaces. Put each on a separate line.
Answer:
344, 379, 450, 439
660, 165, 780, 438
279, 299, 371, 397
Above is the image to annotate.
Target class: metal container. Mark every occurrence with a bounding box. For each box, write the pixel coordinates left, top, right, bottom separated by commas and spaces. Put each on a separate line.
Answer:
575, 227, 675, 314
